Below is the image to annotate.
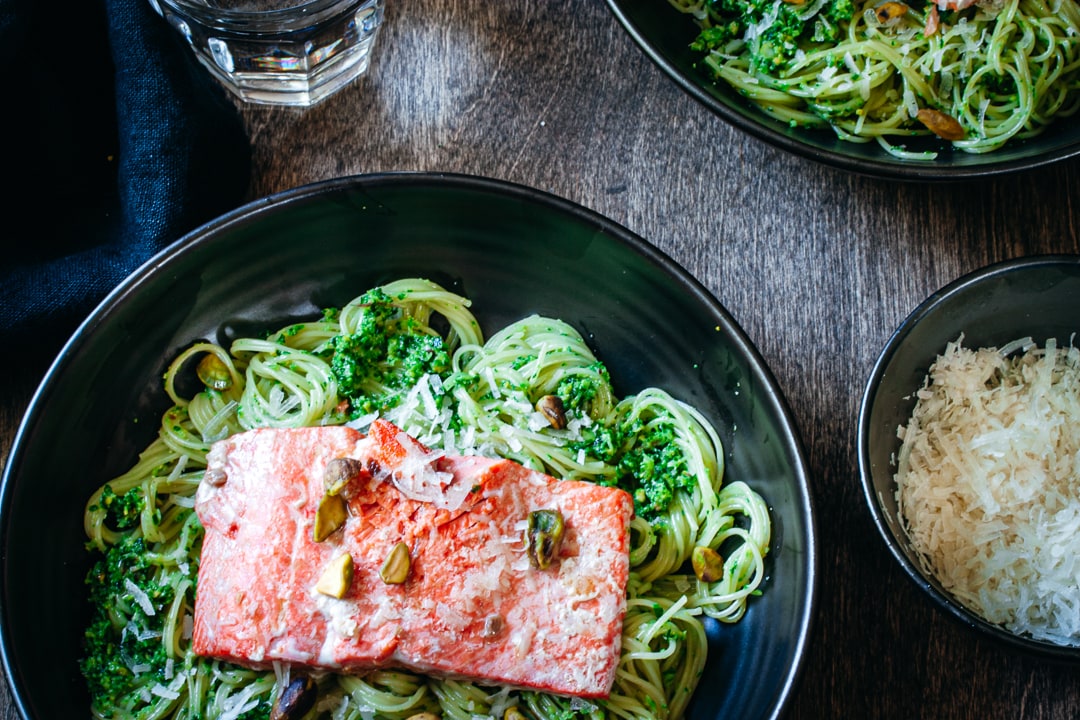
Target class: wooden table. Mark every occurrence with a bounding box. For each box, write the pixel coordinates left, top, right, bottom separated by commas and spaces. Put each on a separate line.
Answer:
3, 0, 1080, 717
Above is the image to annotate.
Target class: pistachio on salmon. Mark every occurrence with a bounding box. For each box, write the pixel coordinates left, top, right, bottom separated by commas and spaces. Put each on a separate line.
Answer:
525, 509, 565, 570
380, 541, 411, 584
324, 456, 367, 495
315, 553, 354, 598
313, 493, 348, 542
482, 614, 505, 638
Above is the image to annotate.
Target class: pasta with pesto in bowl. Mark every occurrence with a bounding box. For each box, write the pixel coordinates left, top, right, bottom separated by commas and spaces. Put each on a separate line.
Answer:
79, 278, 771, 720
666, 0, 1080, 160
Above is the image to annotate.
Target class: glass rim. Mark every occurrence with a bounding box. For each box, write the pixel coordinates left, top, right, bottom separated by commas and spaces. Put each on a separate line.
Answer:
154, 0, 379, 25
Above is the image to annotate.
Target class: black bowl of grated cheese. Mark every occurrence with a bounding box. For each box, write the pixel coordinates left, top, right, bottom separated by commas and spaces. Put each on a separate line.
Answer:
859, 254, 1080, 658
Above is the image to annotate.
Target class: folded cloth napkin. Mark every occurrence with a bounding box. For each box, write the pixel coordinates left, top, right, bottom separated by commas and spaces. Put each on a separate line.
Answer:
0, 0, 251, 378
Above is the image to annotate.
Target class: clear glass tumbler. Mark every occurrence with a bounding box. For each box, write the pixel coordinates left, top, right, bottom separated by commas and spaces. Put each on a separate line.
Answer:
151, 0, 384, 107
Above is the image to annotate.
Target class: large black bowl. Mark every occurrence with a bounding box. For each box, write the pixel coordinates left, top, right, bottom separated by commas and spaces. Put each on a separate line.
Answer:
859, 254, 1080, 658
0, 173, 816, 718
606, 0, 1080, 181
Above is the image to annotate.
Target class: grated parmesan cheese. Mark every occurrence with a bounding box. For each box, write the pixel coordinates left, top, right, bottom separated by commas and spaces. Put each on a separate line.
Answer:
380, 431, 472, 510
124, 579, 156, 617
895, 334, 1080, 645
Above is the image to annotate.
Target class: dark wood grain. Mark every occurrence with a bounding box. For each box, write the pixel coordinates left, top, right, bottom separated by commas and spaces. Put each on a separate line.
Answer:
3, 0, 1080, 717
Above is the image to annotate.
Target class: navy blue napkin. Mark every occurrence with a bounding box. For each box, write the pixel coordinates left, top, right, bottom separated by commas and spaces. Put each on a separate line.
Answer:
0, 0, 250, 375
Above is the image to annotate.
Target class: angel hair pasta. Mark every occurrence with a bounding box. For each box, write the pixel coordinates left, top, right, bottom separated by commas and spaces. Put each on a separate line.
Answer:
666, 0, 1080, 160
80, 277, 771, 720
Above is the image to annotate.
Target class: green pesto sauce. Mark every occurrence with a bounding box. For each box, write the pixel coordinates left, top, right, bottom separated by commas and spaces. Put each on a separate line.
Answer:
572, 407, 695, 523
327, 287, 452, 415
690, 0, 856, 74
81, 536, 175, 710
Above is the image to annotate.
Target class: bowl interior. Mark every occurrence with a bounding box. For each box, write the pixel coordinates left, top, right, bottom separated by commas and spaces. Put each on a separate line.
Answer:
605, 0, 1080, 180
860, 255, 1080, 656
1, 173, 816, 719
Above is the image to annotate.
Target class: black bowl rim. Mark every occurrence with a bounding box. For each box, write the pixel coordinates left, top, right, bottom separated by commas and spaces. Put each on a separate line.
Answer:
858, 252, 1080, 660
604, 0, 1080, 182
0, 170, 819, 719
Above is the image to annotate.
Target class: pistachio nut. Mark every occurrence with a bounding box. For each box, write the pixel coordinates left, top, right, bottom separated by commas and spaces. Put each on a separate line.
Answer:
270, 675, 317, 720
313, 493, 348, 542
380, 541, 411, 584
196, 353, 233, 391
525, 509, 565, 570
315, 553, 354, 598
535, 394, 567, 430
691, 545, 724, 583
324, 457, 366, 495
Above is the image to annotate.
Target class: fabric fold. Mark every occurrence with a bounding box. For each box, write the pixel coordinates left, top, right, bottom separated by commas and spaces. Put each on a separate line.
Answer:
0, 0, 251, 371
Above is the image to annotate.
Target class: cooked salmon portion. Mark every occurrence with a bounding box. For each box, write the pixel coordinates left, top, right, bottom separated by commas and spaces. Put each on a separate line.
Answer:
192, 420, 634, 698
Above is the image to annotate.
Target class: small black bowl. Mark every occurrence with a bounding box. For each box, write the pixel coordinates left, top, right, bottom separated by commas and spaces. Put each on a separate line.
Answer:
858, 254, 1080, 658
0, 172, 817, 719
605, 0, 1080, 181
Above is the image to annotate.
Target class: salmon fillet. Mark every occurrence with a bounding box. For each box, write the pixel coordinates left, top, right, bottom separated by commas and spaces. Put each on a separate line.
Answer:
192, 420, 634, 698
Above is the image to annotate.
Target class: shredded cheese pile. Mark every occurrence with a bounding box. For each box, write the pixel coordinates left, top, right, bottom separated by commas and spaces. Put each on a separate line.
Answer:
895, 335, 1080, 645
